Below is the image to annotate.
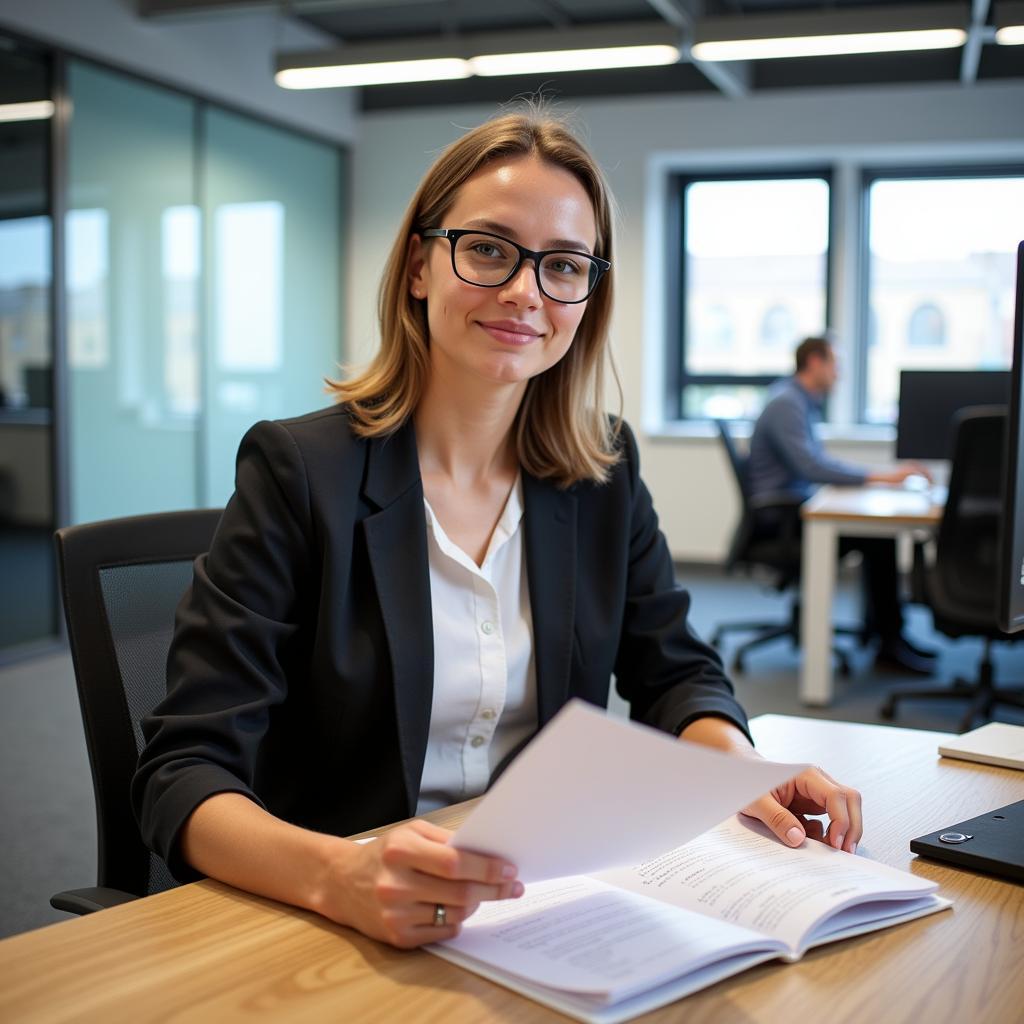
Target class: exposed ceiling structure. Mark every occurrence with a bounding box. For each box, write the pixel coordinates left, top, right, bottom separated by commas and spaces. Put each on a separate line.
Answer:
138, 0, 1024, 110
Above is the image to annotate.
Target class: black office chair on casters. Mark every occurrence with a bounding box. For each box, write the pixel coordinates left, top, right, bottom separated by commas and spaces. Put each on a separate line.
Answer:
711, 420, 857, 675
52, 508, 222, 914
881, 409, 1024, 732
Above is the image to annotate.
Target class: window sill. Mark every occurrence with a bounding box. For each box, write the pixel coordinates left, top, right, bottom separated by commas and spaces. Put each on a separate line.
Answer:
645, 421, 896, 447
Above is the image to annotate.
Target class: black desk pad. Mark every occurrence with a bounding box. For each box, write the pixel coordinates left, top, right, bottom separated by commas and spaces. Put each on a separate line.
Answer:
910, 798, 1024, 883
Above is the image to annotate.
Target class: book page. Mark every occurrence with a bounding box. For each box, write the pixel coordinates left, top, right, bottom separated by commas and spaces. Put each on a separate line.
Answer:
454, 700, 807, 881
596, 816, 938, 953
430, 943, 782, 1024
807, 894, 952, 948
437, 873, 784, 1005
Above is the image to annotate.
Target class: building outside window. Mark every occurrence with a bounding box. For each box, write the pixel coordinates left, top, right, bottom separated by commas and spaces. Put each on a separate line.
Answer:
907, 303, 947, 348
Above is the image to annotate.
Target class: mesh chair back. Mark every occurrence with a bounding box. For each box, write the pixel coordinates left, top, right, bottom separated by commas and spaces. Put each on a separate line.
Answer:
934, 408, 1006, 622
716, 419, 760, 572
715, 419, 751, 501
55, 509, 222, 898
714, 419, 802, 588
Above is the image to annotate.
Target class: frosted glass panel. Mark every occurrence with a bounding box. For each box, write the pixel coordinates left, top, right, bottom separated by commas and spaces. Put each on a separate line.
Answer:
66, 62, 199, 523
64, 63, 342, 522
203, 109, 341, 506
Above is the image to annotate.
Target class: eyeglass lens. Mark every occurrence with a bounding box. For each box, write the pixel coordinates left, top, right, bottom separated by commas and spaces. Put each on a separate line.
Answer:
452, 233, 599, 302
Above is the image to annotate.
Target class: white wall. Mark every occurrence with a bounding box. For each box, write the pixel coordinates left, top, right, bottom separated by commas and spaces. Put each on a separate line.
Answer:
0, 0, 356, 143
348, 80, 1024, 560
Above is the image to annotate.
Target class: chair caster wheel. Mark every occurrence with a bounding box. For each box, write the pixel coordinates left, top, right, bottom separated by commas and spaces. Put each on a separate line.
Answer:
731, 656, 745, 675
837, 658, 851, 678
710, 631, 723, 648
880, 700, 896, 720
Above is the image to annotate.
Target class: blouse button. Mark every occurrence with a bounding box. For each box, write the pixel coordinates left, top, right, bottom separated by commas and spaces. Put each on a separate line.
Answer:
470, 735, 485, 748
480, 620, 495, 635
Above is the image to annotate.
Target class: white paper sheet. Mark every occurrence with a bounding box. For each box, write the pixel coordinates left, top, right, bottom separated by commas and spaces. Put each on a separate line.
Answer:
452, 700, 806, 881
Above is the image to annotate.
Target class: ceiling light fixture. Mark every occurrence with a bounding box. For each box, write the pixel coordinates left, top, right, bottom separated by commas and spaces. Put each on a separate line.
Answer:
276, 58, 469, 89
995, 1, 1024, 43
692, 29, 966, 61
276, 22, 680, 89
690, 4, 969, 62
470, 44, 679, 77
0, 100, 55, 123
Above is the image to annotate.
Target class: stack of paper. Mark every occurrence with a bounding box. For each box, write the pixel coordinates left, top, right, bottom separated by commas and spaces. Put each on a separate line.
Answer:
938, 722, 1024, 771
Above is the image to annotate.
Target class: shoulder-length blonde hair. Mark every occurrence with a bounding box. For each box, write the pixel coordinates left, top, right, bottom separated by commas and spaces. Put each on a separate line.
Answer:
327, 107, 622, 487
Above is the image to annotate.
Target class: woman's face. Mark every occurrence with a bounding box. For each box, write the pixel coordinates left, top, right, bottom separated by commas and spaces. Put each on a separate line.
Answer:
408, 154, 598, 392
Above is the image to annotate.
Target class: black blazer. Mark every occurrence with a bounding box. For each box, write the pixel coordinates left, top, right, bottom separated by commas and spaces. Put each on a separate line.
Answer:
132, 406, 749, 880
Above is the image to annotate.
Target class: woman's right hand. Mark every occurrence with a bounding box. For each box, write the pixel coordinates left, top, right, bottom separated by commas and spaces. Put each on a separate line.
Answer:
315, 818, 523, 948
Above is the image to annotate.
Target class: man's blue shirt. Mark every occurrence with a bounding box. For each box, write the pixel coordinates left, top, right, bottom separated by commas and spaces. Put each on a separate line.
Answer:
747, 376, 866, 502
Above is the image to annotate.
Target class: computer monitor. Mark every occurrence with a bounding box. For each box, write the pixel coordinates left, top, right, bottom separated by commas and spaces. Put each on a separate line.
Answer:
896, 370, 1011, 460
998, 240, 1024, 634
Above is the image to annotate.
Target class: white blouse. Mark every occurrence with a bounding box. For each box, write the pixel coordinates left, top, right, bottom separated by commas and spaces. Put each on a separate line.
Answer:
416, 475, 539, 815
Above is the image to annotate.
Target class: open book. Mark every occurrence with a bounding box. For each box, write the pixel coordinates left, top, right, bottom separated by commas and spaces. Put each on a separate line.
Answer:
430, 814, 950, 1024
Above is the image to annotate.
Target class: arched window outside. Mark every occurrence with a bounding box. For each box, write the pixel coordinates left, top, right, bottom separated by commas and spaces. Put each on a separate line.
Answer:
907, 302, 947, 348
695, 303, 736, 351
759, 304, 796, 348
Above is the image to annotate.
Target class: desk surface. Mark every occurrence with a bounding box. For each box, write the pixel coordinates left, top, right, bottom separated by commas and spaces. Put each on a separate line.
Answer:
2, 715, 1023, 1024
802, 483, 943, 526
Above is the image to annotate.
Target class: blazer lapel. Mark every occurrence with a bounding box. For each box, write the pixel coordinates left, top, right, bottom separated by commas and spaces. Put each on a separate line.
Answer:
522, 473, 578, 726
362, 422, 433, 816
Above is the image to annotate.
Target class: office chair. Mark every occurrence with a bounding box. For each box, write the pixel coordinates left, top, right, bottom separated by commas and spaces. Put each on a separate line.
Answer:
881, 408, 1024, 732
711, 420, 856, 675
52, 508, 222, 915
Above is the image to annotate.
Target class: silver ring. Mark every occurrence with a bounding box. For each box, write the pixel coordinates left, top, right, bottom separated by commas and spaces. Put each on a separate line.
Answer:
433, 903, 447, 927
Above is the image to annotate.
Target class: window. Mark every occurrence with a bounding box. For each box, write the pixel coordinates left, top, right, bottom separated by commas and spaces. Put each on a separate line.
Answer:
671, 172, 831, 421
862, 170, 1024, 423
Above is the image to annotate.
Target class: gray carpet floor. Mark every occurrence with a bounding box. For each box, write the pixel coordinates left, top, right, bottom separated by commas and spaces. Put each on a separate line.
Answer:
2, 565, 1022, 941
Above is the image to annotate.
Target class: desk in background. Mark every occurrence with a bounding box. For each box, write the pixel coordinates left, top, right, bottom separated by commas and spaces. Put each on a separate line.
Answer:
1, 715, 1022, 1023
800, 484, 943, 705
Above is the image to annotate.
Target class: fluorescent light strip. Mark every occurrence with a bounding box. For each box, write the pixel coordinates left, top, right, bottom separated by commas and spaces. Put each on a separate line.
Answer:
995, 24, 1024, 44
0, 100, 55, 123
275, 58, 470, 89
470, 44, 680, 77
691, 28, 967, 62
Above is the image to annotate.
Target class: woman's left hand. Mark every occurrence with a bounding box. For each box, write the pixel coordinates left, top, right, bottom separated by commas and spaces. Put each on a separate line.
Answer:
741, 765, 863, 854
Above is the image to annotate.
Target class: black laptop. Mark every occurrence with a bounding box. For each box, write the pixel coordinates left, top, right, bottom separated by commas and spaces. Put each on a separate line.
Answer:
910, 798, 1024, 883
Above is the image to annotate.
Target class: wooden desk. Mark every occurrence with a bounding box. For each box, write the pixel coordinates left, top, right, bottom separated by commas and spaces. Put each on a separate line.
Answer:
2, 715, 1022, 1024
800, 484, 943, 705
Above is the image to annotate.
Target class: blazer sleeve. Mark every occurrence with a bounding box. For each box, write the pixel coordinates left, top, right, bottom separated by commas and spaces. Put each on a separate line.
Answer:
131, 419, 315, 880
611, 423, 752, 743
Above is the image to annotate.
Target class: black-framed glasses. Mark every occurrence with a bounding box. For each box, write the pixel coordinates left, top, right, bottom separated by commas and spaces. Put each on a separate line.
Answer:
422, 228, 610, 304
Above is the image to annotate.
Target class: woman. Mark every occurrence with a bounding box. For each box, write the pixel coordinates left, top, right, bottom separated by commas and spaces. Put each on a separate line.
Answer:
132, 109, 862, 950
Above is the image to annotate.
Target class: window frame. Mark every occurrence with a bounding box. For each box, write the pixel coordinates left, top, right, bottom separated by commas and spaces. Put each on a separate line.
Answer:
667, 167, 834, 422
857, 163, 1024, 423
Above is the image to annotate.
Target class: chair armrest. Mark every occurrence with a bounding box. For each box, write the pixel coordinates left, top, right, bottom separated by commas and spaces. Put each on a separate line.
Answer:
749, 491, 805, 512
50, 886, 139, 915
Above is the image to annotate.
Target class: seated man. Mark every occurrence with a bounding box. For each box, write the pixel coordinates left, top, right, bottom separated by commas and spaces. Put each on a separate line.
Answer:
748, 336, 934, 674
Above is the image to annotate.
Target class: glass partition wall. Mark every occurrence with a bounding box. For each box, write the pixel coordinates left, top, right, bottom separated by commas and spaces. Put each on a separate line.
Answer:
0, 50, 344, 659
